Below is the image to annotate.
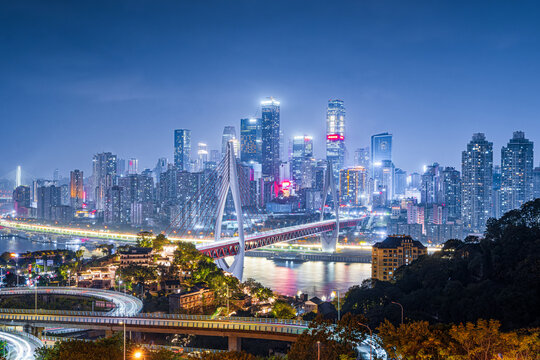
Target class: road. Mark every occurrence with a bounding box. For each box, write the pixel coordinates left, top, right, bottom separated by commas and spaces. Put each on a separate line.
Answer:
0, 330, 41, 360
0, 287, 143, 334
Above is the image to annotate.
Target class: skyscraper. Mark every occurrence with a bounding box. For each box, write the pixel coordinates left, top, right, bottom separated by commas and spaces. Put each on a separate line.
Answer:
92, 152, 117, 211
354, 147, 370, 169
174, 129, 191, 171
261, 97, 280, 181
70, 169, 84, 209
153, 158, 168, 184
291, 135, 314, 189
127, 158, 139, 175
222, 126, 237, 158
240, 118, 262, 164
326, 99, 346, 174
461, 133, 493, 233
534, 166, 540, 200
339, 167, 368, 206
196, 142, 209, 172
500, 131, 534, 213
421, 163, 441, 204
441, 167, 461, 221
371, 133, 392, 168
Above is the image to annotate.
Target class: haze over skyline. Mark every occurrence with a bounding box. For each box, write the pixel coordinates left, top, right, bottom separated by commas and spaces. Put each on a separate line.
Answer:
1, 0, 540, 179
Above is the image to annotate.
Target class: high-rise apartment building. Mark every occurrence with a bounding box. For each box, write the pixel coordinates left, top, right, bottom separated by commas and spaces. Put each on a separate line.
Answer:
261, 97, 281, 181
92, 152, 117, 211
534, 167, 540, 200
500, 131, 534, 213
461, 133, 493, 233
174, 129, 191, 171
37, 185, 61, 220
291, 135, 314, 189
326, 99, 346, 176
127, 158, 139, 175
441, 167, 461, 222
70, 169, 84, 209
13, 185, 31, 217
240, 118, 262, 164
421, 163, 441, 204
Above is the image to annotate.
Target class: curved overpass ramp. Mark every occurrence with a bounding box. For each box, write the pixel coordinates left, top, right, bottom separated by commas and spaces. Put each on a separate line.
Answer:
0, 287, 143, 335
0, 287, 142, 317
0, 330, 42, 360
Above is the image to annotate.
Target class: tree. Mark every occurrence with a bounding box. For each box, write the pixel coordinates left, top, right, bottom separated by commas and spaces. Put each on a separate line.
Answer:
137, 231, 154, 248
270, 300, 296, 319
287, 314, 367, 360
152, 234, 168, 252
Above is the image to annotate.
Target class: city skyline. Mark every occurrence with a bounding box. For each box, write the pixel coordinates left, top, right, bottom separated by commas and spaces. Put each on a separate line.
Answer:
2, 1, 540, 177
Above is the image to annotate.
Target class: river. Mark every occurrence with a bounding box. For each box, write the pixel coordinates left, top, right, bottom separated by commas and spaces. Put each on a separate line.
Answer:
0, 235, 371, 297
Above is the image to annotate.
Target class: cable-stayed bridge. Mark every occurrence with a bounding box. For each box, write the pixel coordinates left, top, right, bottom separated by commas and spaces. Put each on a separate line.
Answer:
164, 142, 362, 279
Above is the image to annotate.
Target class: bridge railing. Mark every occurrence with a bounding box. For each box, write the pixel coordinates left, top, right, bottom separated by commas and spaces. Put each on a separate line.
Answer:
0, 308, 308, 326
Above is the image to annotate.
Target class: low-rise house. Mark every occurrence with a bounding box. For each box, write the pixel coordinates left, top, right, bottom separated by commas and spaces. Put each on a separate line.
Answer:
169, 286, 215, 313
118, 247, 153, 266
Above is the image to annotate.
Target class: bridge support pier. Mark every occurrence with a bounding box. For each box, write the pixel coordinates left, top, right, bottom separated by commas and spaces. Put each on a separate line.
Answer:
321, 231, 338, 252
228, 336, 242, 352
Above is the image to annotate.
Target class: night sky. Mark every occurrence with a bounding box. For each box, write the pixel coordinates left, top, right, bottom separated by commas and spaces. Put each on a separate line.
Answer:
1, 1, 539, 180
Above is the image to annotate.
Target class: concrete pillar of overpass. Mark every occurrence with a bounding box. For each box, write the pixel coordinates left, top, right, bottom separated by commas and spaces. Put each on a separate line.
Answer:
321, 231, 338, 252
228, 336, 242, 352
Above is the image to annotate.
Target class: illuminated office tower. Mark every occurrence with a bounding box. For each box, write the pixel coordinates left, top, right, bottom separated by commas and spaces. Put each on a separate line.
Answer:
222, 126, 237, 158
534, 167, 540, 200
371, 133, 392, 170
261, 97, 281, 181
240, 118, 262, 164
326, 99, 346, 175
461, 133, 493, 233
196, 142, 209, 171
92, 152, 117, 211
500, 131, 534, 213
70, 169, 84, 208
174, 129, 191, 171
291, 135, 314, 189
354, 147, 370, 169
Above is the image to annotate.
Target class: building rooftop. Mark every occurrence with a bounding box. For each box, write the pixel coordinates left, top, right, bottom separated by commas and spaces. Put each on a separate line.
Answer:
373, 235, 426, 249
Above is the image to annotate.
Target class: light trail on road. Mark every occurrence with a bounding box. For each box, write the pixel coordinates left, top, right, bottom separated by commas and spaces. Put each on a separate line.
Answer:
0, 331, 39, 360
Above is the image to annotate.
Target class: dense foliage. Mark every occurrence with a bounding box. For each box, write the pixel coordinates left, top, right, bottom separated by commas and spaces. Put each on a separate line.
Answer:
342, 199, 540, 330
35, 334, 183, 360
377, 319, 540, 360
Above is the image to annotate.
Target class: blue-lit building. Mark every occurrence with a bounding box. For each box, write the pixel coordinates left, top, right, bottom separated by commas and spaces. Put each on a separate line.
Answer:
291, 135, 314, 189
240, 118, 262, 164
461, 133, 493, 233
326, 99, 346, 175
261, 97, 280, 182
371, 132, 392, 168
500, 131, 534, 214
174, 129, 191, 171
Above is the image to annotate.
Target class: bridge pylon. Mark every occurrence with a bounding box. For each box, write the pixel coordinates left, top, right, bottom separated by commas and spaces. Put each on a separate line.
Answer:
214, 142, 246, 279
320, 161, 339, 252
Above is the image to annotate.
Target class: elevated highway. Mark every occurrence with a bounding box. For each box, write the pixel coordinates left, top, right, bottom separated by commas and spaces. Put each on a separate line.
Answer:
0, 309, 307, 350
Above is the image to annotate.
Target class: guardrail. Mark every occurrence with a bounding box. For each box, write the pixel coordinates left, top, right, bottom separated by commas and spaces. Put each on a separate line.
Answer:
0, 313, 306, 336
0, 328, 43, 347
0, 308, 307, 327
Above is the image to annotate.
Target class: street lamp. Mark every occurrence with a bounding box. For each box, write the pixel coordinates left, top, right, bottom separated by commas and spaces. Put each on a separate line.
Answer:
317, 340, 321, 360
391, 301, 404, 325
119, 320, 126, 360
358, 322, 373, 360
133, 350, 143, 359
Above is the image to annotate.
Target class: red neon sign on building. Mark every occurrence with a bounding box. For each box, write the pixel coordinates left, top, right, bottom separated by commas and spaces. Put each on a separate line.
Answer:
326, 134, 344, 141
